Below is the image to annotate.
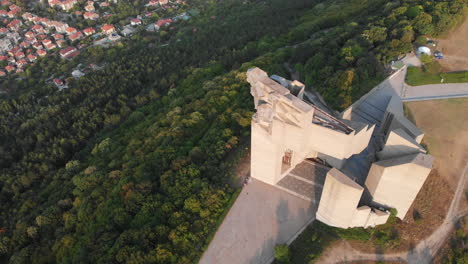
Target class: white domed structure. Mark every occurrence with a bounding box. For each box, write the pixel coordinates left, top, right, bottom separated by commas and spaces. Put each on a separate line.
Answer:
416, 46, 431, 57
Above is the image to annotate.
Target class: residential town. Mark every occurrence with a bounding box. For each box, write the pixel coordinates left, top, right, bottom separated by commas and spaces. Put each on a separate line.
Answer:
0, 0, 191, 82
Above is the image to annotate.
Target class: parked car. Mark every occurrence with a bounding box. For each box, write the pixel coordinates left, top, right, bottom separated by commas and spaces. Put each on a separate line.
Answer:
434, 51, 444, 59
427, 39, 436, 47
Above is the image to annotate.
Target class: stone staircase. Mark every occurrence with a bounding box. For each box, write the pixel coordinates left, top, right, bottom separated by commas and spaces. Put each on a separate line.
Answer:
275, 160, 330, 202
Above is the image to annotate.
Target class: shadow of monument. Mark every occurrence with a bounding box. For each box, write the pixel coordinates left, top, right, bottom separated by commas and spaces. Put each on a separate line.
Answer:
247, 190, 318, 264
247, 161, 327, 263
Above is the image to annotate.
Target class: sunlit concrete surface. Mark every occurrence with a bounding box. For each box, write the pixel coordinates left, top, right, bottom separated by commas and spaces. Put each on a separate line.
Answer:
199, 179, 316, 264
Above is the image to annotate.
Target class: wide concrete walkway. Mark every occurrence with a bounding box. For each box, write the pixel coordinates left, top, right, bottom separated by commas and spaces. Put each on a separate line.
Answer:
402, 82, 468, 101
199, 179, 316, 264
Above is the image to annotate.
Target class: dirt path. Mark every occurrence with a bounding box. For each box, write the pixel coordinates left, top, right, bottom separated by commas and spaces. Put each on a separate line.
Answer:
316, 164, 468, 264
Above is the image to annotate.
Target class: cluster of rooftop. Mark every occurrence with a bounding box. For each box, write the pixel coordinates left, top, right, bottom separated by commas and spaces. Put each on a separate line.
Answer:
247, 67, 433, 229
0, 0, 189, 78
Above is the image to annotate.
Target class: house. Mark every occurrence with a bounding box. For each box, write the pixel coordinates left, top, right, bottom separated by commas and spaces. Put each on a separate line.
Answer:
148, 0, 157, 6
69, 31, 83, 41
24, 13, 36, 22
146, 23, 156, 32
0, 70, 6, 77
5, 65, 14, 72
25, 31, 35, 38
42, 39, 52, 46
72, 69, 85, 78
85, 1, 95, 11
54, 22, 69, 33
0, 27, 7, 35
158, 0, 168, 5
0, 55, 7, 61
7, 8, 20, 18
25, 37, 37, 44
7, 46, 19, 56
32, 16, 42, 24
53, 78, 64, 86
16, 58, 27, 68
37, 34, 47, 40
130, 18, 142, 26
19, 41, 30, 48
27, 53, 36, 62
0, 10, 7, 17
37, 49, 47, 56
14, 51, 24, 59
15, 68, 23, 73
22, 12, 34, 21
121, 26, 135, 37
48, 0, 59, 7
9, 4, 20, 11
53, 34, 64, 40
101, 24, 115, 34
44, 42, 56, 50
59, 0, 77, 11
39, 17, 50, 26
83, 27, 95, 36
100, 2, 109, 7
75, 11, 82, 16
83, 11, 99, 20
7, 19, 22, 31
155, 19, 172, 30
65, 27, 77, 35
7, 56, 15, 64
56, 39, 66, 48
32, 43, 43, 49
59, 46, 79, 59
32, 25, 46, 33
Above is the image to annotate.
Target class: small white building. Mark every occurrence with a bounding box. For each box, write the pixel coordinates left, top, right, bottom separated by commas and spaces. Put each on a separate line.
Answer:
72, 69, 85, 78
416, 46, 431, 57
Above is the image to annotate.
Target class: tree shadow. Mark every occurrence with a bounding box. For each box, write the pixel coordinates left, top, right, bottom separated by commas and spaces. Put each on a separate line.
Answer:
406, 241, 432, 264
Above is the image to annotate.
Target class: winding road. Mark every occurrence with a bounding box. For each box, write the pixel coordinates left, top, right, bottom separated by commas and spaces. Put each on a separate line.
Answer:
316, 164, 468, 264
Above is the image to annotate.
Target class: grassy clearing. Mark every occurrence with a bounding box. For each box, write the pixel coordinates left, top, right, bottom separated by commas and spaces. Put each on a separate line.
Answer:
406, 66, 468, 86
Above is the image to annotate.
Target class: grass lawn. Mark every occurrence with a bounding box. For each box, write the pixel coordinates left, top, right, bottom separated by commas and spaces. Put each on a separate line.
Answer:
406, 66, 468, 86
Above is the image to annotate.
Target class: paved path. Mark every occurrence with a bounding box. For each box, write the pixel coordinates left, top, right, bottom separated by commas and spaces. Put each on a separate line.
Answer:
199, 179, 317, 264
402, 82, 468, 101
399, 53, 468, 101
316, 164, 468, 264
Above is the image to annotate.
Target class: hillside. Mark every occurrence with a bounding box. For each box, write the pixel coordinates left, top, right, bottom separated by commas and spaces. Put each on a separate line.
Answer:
0, 0, 467, 263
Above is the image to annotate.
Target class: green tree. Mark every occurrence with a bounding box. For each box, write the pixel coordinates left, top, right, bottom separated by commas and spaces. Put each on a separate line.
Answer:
274, 244, 291, 264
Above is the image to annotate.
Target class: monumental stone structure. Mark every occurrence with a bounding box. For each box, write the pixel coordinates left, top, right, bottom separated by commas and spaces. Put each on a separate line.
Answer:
247, 67, 433, 229
247, 68, 374, 186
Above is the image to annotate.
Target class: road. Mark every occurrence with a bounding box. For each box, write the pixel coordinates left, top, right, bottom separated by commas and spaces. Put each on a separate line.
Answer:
316, 164, 468, 264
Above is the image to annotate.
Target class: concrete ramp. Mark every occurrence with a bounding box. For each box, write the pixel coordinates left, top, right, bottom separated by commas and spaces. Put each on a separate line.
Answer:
199, 179, 316, 264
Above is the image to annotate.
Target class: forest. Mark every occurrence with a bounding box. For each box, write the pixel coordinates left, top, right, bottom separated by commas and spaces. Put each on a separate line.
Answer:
0, 0, 467, 263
